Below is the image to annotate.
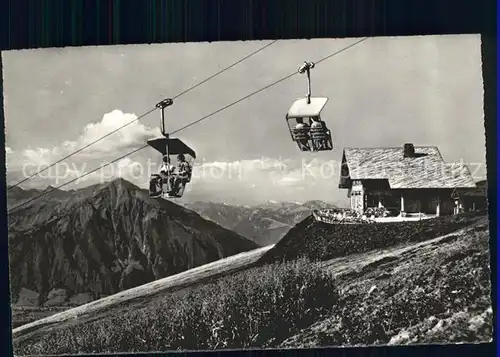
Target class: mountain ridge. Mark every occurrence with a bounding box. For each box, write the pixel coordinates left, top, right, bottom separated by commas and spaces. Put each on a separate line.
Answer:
8, 178, 259, 307
8, 181, 339, 249
183, 199, 338, 245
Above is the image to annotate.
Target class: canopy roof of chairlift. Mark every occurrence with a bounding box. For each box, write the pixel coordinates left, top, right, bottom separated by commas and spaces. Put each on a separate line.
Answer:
147, 137, 196, 158
286, 97, 329, 119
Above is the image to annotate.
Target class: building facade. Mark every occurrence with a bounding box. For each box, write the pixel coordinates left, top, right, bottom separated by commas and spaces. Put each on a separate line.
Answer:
338, 143, 481, 216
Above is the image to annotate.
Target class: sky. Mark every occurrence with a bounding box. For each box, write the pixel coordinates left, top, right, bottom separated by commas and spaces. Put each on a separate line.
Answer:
2, 34, 487, 206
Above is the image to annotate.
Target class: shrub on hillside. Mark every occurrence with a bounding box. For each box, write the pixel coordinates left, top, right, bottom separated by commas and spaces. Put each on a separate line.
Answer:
15, 258, 340, 355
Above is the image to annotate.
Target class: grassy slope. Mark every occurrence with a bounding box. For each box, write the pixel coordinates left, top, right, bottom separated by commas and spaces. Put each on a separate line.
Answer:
279, 216, 492, 347
12, 246, 274, 343
13, 212, 493, 354
11, 307, 72, 330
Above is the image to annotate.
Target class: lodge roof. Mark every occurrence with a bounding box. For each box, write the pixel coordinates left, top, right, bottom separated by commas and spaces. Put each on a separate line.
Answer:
340, 146, 477, 189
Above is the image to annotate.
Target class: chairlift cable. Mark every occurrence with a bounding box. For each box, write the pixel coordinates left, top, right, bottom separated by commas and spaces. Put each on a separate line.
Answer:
8, 37, 368, 212
170, 37, 368, 136
7, 40, 278, 191
172, 40, 278, 100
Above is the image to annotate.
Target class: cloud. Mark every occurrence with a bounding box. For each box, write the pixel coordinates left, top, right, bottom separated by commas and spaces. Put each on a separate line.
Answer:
9, 109, 160, 165
275, 176, 301, 186
79, 110, 161, 154
6, 109, 162, 186
185, 157, 344, 202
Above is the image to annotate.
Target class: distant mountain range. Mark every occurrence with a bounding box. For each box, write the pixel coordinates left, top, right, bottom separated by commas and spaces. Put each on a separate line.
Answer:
183, 200, 338, 246
7, 179, 259, 306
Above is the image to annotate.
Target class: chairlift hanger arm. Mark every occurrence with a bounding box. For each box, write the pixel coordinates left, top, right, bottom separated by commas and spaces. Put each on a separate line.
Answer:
156, 98, 174, 137
156, 98, 174, 109
298, 61, 315, 104
151, 98, 197, 160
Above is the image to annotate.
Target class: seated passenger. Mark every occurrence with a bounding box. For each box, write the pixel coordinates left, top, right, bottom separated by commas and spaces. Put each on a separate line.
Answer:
160, 155, 176, 192
150, 155, 174, 197
293, 118, 311, 151
159, 155, 174, 178
170, 154, 191, 195
309, 116, 330, 150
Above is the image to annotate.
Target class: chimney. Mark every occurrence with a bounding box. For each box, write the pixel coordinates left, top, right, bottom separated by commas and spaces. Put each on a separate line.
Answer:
403, 143, 415, 158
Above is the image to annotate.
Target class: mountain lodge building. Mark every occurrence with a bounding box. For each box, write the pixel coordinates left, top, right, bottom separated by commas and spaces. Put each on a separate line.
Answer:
338, 143, 483, 217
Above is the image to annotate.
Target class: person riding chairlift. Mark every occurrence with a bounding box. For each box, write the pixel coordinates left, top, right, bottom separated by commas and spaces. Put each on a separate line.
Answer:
169, 154, 191, 195
159, 155, 174, 176
150, 155, 174, 197
160, 155, 176, 190
294, 118, 311, 151
309, 116, 329, 150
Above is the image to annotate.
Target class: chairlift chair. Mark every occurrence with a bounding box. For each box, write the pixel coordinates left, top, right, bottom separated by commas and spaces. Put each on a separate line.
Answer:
286, 97, 333, 152
148, 98, 196, 199
285, 61, 333, 152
